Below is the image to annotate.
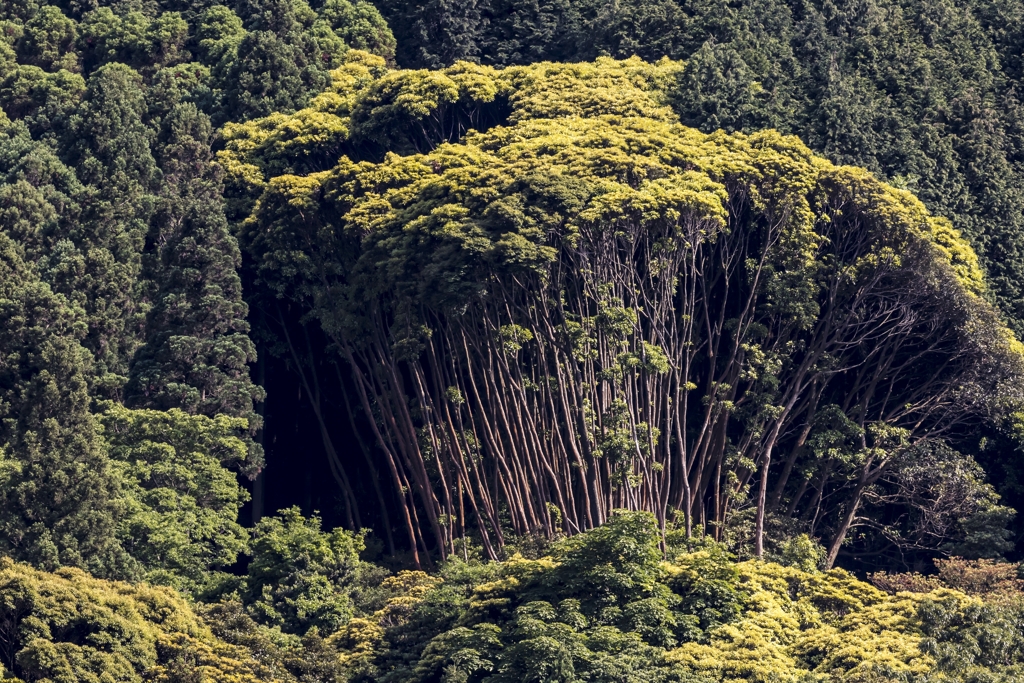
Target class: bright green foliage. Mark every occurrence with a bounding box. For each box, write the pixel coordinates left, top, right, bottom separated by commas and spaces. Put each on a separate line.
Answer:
99, 405, 251, 593
1, 515, 1023, 682
0, 230, 131, 579
241, 506, 367, 635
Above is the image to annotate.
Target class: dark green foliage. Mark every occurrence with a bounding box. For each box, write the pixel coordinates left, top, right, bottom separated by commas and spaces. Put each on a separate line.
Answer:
318, 0, 396, 59
532, 512, 681, 646
125, 102, 264, 451
212, 0, 394, 121
0, 65, 85, 140
16, 6, 79, 72
379, 0, 473, 67
221, 28, 331, 121
0, 231, 131, 578
60, 62, 157, 397
0, 120, 82, 261
665, 538, 743, 641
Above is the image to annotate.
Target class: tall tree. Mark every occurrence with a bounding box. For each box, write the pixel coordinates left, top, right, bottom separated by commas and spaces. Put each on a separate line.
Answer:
59, 62, 158, 398
236, 58, 1024, 565
126, 102, 264, 474
0, 230, 132, 578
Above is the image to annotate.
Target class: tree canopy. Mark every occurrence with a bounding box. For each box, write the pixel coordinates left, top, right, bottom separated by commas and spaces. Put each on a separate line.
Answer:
235, 55, 1024, 569
2, 1, 1024, 681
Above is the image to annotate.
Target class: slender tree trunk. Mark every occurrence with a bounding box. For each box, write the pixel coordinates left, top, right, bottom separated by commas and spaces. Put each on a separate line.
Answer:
755, 420, 784, 558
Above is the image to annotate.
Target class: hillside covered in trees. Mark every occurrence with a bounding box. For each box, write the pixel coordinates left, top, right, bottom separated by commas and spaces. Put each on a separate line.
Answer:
2, 0, 1024, 681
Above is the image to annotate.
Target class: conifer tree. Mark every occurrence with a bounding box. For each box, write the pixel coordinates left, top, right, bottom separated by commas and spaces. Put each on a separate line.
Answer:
220, 0, 333, 121
379, 0, 483, 68
0, 231, 132, 578
59, 62, 158, 398
126, 103, 264, 474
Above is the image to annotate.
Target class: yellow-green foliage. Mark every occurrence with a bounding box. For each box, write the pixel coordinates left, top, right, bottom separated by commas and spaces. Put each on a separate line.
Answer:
362, 554, 996, 683
0, 524, 1014, 683
667, 561, 963, 682
0, 559, 294, 683
231, 53, 994, 313
345, 515, 1013, 683
234, 54, 1024, 586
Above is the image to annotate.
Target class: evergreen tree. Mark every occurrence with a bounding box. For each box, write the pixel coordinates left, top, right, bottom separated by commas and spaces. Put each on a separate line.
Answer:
219, 0, 334, 121
0, 119, 83, 265
126, 103, 264, 474
407, 0, 483, 68
0, 231, 131, 578
15, 5, 79, 72
59, 62, 158, 398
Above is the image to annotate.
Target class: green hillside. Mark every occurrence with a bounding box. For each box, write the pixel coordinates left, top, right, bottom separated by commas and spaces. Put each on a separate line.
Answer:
1, 1, 1024, 681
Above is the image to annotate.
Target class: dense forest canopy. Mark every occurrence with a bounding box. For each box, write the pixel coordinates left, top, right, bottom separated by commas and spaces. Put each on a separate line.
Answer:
230, 55, 1024, 571
2, 0, 1024, 681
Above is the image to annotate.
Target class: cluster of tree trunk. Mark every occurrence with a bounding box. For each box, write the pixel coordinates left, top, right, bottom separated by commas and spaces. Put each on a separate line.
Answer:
289, 167, 1018, 568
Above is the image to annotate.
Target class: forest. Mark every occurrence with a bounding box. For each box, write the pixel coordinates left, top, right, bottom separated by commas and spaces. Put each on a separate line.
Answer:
1, 0, 1024, 681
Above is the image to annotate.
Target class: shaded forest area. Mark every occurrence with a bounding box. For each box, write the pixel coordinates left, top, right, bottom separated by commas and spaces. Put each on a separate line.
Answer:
3, 0, 1024, 681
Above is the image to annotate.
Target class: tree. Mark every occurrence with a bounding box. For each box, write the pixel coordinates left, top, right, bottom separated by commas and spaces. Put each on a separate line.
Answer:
241, 506, 366, 635
407, 0, 483, 69
317, 0, 396, 63
220, 29, 331, 121
16, 5, 79, 72
0, 65, 85, 141
100, 405, 252, 593
59, 62, 158, 398
0, 118, 83, 264
125, 102, 264, 470
0, 230, 131, 578
237, 57, 1024, 565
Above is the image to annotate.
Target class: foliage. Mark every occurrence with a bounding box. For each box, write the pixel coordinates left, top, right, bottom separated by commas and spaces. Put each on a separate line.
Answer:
0, 557, 295, 683
238, 506, 367, 636
100, 405, 251, 593
237, 54, 1024, 569
124, 101, 265, 468
342, 513, 1024, 682
0, 510, 1022, 682
4, 10, 1024, 683
0, 228, 131, 578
